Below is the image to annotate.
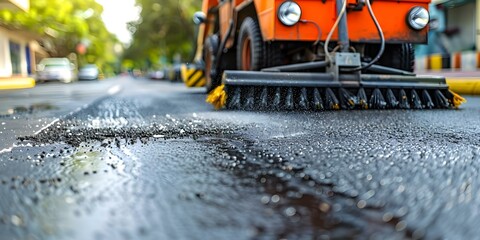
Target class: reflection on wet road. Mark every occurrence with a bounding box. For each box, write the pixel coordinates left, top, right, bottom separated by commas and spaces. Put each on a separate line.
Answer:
1, 76, 480, 239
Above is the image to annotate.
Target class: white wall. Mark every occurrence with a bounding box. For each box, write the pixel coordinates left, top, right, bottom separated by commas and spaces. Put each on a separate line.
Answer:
477, 0, 480, 51
446, 2, 477, 52
0, 34, 12, 77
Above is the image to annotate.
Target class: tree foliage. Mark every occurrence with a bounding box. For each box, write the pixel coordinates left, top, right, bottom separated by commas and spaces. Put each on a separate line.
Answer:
0, 0, 119, 72
124, 0, 201, 69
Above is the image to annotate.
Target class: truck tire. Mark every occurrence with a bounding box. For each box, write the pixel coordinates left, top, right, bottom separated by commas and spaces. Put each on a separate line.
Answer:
366, 43, 415, 72
383, 43, 415, 72
204, 35, 221, 93
237, 17, 264, 71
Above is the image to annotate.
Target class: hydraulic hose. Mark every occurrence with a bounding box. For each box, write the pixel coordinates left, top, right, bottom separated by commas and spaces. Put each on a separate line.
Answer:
215, 19, 235, 72
300, 19, 322, 46
346, 0, 385, 72
324, 0, 347, 64
324, 0, 385, 72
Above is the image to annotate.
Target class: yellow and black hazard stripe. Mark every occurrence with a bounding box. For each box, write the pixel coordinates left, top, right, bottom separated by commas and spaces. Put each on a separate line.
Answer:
181, 64, 206, 87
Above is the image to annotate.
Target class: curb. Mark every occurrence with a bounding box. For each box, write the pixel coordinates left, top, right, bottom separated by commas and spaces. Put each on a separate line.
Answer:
0, 78, 36, 90
446, 78, 480, 95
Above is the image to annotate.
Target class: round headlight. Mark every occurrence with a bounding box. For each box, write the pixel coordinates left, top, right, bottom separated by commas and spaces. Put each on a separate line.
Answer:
407, 7, 429, 30
278, 1, 301, 26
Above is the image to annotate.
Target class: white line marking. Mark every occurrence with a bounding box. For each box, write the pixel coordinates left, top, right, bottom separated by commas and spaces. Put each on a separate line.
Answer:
0, 118, 59, 154
108, 85, 122, 95
1, 84, 122, 154
0, 147, 13, 154
34, 118, 60, 136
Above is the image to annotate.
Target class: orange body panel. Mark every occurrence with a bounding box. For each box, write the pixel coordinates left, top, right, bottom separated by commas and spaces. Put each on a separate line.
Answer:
251, 0, 276, 43
201, 0, 217, 13
219, 2, 233, 39
248, 0, 430, 43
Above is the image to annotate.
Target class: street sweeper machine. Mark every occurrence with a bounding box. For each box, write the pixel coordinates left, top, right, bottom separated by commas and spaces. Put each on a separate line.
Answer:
182, 0, 465, 110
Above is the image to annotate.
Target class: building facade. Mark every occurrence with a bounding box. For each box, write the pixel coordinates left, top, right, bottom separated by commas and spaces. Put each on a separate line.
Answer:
415, 0, 480, 71
0, 0, 47, 78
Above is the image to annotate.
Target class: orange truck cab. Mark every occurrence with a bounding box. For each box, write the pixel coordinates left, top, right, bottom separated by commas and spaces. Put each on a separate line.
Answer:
193, 0, 430, 90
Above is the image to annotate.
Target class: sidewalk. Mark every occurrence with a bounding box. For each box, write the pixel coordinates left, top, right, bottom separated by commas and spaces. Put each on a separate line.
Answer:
0, 77, 36, 90
416, 70, 480, 95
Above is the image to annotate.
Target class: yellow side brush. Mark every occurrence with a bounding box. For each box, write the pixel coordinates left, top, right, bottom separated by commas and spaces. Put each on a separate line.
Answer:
206, 84, 227, 109
450, 90, 467, 108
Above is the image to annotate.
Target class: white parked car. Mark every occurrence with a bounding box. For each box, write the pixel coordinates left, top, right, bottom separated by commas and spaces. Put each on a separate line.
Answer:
36, 58, 76, 83
78, 64, 100, 80
148, 70, 165, 80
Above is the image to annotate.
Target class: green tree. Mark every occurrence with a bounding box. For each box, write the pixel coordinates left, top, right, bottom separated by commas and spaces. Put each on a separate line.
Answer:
124, 0, 201, 69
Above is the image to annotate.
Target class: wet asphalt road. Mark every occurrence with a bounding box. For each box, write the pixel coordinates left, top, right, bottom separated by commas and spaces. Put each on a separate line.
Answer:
1, 76, 480, 239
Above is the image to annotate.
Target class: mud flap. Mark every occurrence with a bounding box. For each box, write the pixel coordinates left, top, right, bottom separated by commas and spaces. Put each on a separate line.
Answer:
181, 64, 206, 87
